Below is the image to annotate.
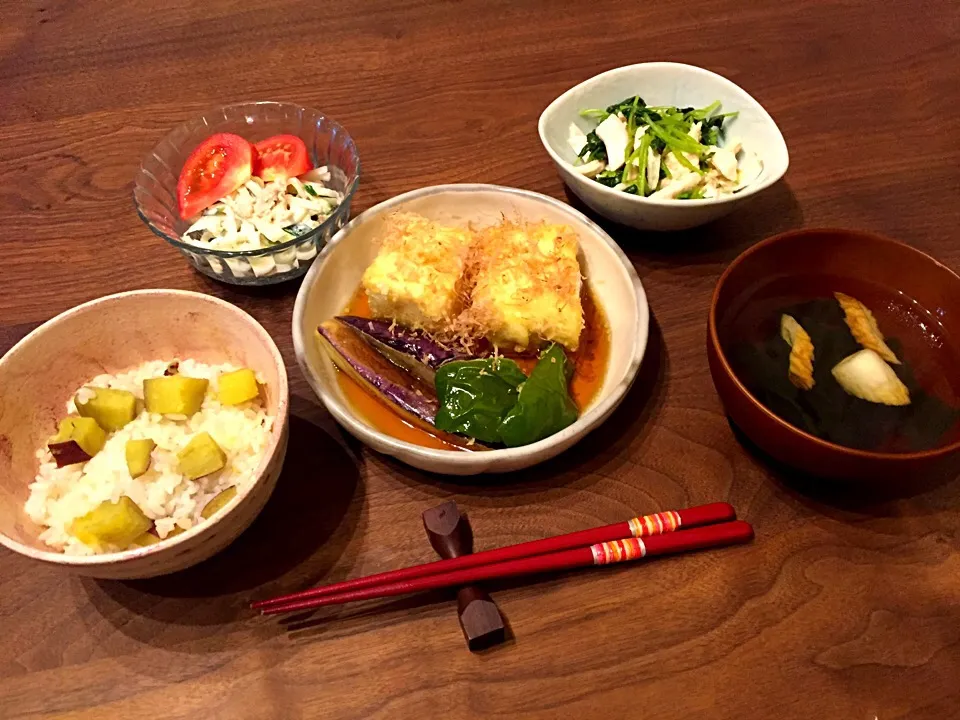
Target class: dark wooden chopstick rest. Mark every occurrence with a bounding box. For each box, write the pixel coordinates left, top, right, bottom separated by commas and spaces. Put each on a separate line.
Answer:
422, 500, 506, 651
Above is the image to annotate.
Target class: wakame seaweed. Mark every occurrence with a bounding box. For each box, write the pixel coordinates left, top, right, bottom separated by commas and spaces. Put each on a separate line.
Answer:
727, 298, 960, 452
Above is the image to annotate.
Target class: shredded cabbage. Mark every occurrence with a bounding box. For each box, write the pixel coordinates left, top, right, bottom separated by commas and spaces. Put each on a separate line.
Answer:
180, 167, 343, 250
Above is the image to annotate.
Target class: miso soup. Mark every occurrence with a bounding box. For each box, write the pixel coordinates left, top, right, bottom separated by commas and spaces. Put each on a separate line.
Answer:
721, 275, 960, 453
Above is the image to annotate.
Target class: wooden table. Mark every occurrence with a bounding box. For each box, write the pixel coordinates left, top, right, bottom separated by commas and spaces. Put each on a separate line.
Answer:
2, 1, 958, 717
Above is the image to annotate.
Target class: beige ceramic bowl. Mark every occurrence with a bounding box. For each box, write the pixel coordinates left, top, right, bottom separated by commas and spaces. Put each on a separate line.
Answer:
0, 290, 289, 579
293, 184, 649, 475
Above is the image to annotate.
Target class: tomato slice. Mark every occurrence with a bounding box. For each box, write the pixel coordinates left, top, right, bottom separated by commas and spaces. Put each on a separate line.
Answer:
253, 134, 312, 181
177, 133, 253, 219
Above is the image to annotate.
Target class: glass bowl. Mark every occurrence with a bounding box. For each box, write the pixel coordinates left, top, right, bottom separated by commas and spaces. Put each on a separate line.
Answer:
133, 101, 360, 286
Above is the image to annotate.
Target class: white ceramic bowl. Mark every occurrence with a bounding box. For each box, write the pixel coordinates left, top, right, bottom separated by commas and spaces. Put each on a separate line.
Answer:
538, 62, 790, 232
293, 184, 649, 475
0, 290, 289, 579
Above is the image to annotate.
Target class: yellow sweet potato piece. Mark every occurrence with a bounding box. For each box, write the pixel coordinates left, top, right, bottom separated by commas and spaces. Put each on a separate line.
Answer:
178, 432, 226, 479
218, 368, 260, 405
70, 496, 152, 549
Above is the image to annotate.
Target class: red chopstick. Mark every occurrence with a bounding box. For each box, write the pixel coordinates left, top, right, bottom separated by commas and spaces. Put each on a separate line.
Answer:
262, 520, 754, 615
253, 502, 735, 610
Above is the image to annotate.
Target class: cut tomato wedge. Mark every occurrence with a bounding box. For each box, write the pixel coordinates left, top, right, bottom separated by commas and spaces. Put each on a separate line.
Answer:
177, 133, 253, 219
253, 134, 312, 181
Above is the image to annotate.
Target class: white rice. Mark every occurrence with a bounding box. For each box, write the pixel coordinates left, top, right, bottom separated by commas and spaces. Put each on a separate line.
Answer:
25, 359, 274, 555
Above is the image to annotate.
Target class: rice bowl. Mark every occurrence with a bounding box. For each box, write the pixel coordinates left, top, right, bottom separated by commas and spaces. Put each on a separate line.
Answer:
27, 359, 275, 554
0, 289, 289, 579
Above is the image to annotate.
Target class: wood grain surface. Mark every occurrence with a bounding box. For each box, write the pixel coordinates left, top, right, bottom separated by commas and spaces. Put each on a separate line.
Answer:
1, 0, 959, 717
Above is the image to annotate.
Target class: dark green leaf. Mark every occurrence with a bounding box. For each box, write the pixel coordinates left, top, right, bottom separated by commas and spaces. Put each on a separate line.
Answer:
605, 95, 646, 116
434, 358, 527, 443
594, 168, 623, 187
303, 184, 319, 197
578, 130, 607, 163
701, 124, 721, 146
498, 344, 578, 447
676, 186, 705, 200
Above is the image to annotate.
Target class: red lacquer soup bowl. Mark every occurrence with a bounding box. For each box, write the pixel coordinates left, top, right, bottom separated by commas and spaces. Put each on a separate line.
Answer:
708, 228, 960, 481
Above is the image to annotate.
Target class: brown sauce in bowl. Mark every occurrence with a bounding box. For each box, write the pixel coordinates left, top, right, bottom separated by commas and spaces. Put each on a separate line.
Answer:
334, 284, 611, 451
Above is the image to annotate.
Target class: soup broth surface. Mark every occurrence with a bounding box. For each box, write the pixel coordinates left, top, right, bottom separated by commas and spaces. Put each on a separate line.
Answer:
721, 275, 960, 453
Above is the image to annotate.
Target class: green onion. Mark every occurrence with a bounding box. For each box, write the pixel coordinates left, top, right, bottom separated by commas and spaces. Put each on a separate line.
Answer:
677, 186, 706, 200
635, 133, 653, 196
579, 108, 609, 120
623, 96, 641, 162
674, 149, 703, 174
645, 117, 704, 158
303, 184, 319, 197
645, 117, 706, 179
657, 111, 688, 127
687, 101, 721, 120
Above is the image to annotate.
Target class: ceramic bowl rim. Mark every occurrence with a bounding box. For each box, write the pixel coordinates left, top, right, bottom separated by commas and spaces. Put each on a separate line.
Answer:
708, 226, 960, 462
538, 61, 790, 207
0, 289, 290, 566
132, 100, 361, 258
292, 183, 649, 470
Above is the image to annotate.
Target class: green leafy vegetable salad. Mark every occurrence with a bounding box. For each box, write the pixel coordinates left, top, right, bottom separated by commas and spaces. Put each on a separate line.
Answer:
569, 96, 762, 200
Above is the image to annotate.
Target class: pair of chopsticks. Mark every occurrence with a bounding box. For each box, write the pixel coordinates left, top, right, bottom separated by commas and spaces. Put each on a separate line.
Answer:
254, 502, 751, 615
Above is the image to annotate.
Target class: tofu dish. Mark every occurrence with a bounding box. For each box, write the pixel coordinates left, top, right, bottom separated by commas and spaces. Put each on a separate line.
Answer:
569, 96, 762, 199
316, 212, 610, 450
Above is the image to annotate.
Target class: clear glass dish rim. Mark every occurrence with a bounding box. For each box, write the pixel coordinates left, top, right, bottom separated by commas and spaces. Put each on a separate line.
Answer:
132, 101, 361, 259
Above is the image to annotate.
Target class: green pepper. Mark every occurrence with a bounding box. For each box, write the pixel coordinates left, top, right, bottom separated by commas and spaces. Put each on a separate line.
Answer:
434, 357, 527, 443
498, 344, 579, 448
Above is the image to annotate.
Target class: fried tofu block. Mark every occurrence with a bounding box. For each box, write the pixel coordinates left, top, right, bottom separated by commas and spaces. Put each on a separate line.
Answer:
467, 222, 584, 351
361, 213, 474, 334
